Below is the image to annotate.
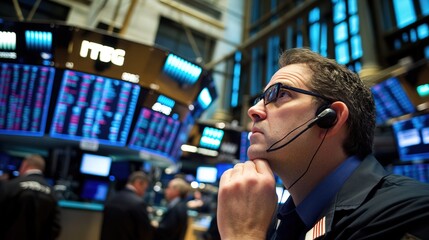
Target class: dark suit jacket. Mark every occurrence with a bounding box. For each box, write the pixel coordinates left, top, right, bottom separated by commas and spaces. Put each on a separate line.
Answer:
273, 155, 429, 239
100, 188, 154, 240
0, 173, 61, 240
155, 199, 189, 240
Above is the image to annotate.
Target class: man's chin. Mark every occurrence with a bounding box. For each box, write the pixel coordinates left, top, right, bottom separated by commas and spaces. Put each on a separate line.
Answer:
247, 146, 267, 161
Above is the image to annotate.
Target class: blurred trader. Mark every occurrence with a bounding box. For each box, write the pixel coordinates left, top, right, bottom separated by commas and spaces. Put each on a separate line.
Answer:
217, 48, 429, 239
154, 177, 190, 240
187, 190, 210, 213
0, 154, 61, 240
100, 171, 153, 240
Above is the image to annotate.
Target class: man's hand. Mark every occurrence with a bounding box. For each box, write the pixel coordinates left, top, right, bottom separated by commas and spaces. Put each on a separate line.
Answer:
217, 159, 278, 240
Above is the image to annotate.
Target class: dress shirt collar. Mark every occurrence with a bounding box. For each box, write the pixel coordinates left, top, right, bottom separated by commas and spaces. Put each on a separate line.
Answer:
168, 197, 181, 208
279, 155, 361, 228
126, 184, 137, 193
23, 169, 43, 176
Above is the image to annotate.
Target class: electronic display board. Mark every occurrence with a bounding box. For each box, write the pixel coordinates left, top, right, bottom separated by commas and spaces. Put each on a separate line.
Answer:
392, 113, 429, 162
128, 107, 182, 158
50, 70, 140, 146
0, 63, 54, 136
371, 77, 416, 124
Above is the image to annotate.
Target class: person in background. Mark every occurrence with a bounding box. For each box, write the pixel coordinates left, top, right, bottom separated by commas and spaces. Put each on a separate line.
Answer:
187, 190, 210, 213
0, 170, 10, 181
217, 48, 429, 239
100, 171, 153, 240
154, 177, 190, 240
0, 154, 61, 240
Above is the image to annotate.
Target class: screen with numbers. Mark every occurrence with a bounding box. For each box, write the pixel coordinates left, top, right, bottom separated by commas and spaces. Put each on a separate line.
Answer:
0, 63, 54, 136
50, 70, 140, 146
128, 107, 182, 158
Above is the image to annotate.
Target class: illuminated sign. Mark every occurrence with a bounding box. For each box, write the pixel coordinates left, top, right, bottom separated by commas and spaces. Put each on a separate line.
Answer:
152, 95, 175, 116
197, 87, 212, 109
162, 53, 202, 85
0, 31, 17, 59
121, 72, 140, 83
0, 52, 17, 59
79, 40, 125, 66
199, 127, 224, 149
0, 31, 16, 51
25, 31, 52, 52
417, 84, 429, 97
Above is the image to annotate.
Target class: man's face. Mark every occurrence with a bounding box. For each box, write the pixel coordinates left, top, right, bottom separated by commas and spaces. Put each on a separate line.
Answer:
135, 180, 148, 197
19, 160, 28, 175
164, 181, 179, 201
247, 64, 320, 175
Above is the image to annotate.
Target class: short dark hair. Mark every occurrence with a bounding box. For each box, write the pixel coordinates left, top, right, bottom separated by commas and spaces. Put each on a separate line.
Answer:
278, 48, 375, 158
170, 178, 190, 199
127, 171, 149, 185
24, 154, 46, 172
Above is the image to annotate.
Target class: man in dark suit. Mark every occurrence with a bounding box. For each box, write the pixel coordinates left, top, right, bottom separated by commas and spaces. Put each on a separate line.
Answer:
155, 177, 190, 240
100, 171, 154, 240
217, 48, 429, 239
0, 154, 62, 240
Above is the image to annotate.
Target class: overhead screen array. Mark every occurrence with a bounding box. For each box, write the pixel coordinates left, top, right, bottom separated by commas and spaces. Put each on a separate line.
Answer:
0, 20, 217, 164
392, 113, 429, 162
371, 77, 416, 125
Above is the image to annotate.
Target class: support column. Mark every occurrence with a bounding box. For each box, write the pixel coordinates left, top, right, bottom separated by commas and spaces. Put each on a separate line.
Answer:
358, 0, 382, 86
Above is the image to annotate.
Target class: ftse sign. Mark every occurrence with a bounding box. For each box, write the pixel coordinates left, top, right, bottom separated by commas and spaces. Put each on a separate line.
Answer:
79, 40, 125, 66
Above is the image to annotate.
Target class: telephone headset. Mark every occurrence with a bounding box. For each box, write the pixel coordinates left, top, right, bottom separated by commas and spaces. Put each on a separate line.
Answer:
313, 104, 337, 129
269, 105, 338, 235
266, 104, 337, 153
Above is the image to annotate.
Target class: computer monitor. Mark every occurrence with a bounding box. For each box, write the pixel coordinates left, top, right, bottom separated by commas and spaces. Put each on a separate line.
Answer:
216, 163, 234, 180
128, 107, 181, 157
392, 113, 429, 162
50, 70, 140, 146
196, 166, 217, 183
371, 77, 416, 125
0, 63, 55, 136
80, 153, 112, 177
80, 179, 110, 202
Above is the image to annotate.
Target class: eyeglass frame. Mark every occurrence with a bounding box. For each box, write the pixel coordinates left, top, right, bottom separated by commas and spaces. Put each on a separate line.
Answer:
253, 82, 333, 106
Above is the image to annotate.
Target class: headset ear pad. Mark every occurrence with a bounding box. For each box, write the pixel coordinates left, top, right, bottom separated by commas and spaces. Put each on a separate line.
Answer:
315, 105, 337, 129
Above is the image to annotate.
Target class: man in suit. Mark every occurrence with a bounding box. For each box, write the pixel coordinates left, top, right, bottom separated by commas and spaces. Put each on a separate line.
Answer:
100, 171, 154, 240
155, 177, 190, 240
0, 154, 62, 240
217, 48, 429, 239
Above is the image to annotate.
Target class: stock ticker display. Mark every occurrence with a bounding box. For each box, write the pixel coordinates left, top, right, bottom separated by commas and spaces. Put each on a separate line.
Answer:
50, 70, 140, 146
0, 63, 54, 136
128, 107, 181, 157
0, 20, 217, 165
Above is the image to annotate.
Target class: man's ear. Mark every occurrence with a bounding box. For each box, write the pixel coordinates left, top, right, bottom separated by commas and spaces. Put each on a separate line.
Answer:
321, 101, 348, 137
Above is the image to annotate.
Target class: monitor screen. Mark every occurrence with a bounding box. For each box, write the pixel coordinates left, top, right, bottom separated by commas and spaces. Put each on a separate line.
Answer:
162, 53, 202, 86
239, 131, 251, 162
50, 70, 140, 146
392, 163, 429, 183
80, 153, 112, 177
196, 166, 217, 183
0, 63, 54, 136
371, 77, 416, 125
216, 163, 233, 180
199, 126, 224, 150
80, 179, 110, 202
392, 113, 429, 162
128, 107, 181, 157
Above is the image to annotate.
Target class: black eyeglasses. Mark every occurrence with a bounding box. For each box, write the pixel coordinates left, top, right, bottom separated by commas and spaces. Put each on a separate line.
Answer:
253, 82, 332, 105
